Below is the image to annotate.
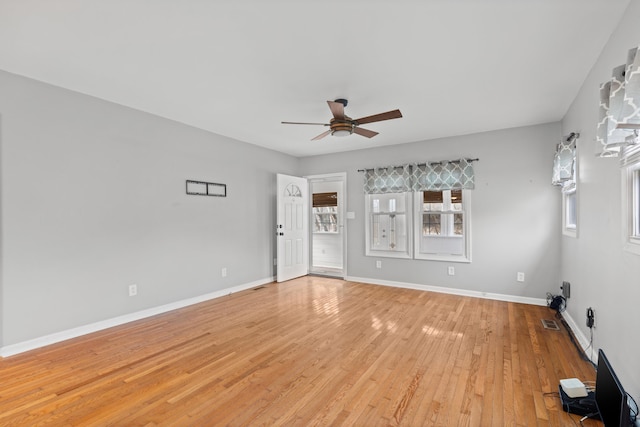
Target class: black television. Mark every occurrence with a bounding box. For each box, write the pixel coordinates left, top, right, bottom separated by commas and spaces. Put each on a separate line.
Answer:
595, 349, 631, 426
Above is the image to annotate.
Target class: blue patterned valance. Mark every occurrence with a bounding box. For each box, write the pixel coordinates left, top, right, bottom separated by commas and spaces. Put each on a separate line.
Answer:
411, 158, 475, 191
362, 159, 476, 194
363, 164, 412, 194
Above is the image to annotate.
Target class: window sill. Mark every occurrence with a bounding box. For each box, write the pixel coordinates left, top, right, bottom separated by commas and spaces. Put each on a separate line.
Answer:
415, 253, 471, 263
365, 251, 412, 259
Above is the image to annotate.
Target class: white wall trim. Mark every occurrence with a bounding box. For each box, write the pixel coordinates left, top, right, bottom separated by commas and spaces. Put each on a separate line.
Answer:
1, 275, 552, 358
346, 276, 548, 306
561, 309, 593, 360
0, 276, 275, 358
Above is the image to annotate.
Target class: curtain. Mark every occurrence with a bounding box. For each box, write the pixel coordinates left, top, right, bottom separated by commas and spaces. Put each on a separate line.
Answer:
596, 46, 640, 157
618, 47, 640, 129
363, 164, 413, 194
362, 159, 475, 194
596, 81, 620, 157
552, 133, 577, 189
411, 158, 475, 191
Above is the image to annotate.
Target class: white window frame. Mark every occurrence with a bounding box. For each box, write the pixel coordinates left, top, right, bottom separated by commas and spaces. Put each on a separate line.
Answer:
622, 155, 640, 255
562, 185, 578, 238
413, 190, 471, 263
365, 193, 413, 259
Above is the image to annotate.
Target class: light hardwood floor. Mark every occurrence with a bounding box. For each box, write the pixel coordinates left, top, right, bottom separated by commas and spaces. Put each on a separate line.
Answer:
0, 276, 599, 426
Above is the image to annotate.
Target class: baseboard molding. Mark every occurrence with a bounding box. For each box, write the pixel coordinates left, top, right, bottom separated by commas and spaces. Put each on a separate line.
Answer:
0, 276, 275, 358
345, 276, 548, 306
0, 275, 550, 358
561, 309, 594, 361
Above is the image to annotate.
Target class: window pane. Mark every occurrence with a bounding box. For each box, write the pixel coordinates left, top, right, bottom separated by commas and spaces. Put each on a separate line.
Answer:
423, 213, 441, 235
454, 213, 463, 235
312, 192, 337, 207
371, 213, 408, 251
417, 190, 468, 259
565, 191, 577, 229
450, 189, 462, 202
367, 192, 410, 257
424, 202, 443, 211
423, 191, 443, 203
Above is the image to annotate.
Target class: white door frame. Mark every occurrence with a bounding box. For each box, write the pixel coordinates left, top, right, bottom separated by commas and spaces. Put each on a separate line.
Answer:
305, 172, 347, 278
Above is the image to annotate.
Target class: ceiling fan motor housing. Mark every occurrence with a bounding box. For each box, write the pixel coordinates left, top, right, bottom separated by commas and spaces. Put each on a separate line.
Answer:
330, 117, 354, 136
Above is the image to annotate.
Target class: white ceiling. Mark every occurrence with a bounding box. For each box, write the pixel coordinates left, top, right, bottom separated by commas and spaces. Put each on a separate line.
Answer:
0, 0, 631, 157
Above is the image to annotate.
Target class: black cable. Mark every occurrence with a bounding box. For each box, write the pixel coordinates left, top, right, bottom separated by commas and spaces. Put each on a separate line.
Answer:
545, 293, 591, 364
558, 317, 595, 366
628, 392, 638, 422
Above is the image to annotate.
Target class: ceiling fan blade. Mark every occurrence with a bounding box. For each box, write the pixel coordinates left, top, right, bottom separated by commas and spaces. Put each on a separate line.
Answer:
281, 121, 329, 126
353, 127, 379, 138
354, 109, 402, 125
311, 130, 331, 141
327, 101, 345, 120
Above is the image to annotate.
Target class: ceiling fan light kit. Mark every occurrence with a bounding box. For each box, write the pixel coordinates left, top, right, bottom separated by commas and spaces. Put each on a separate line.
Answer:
330, 119, 354, 137
282, 99, 402, 141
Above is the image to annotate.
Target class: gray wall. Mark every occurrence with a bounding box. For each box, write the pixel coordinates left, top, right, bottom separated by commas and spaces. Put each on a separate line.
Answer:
0, 70, 298, 345
561, 1, 640, 401
300, 122, 563, 299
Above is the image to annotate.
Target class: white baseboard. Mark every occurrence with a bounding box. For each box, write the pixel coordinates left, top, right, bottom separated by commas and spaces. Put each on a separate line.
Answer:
0, 276, 275, 358
0, 275, 551, 358
561, 309, 594, 361
345, 276, 548, 306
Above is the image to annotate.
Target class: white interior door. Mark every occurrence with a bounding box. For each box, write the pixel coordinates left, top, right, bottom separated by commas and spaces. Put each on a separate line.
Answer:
276, 174, 309, 282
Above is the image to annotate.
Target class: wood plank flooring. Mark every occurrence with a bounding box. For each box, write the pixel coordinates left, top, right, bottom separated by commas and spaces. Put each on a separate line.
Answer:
0, 277, 599, 426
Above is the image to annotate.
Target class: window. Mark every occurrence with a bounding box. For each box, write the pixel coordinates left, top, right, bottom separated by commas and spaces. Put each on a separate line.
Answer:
623, 157, 640, 255
414, 190, 471, 262
562, 186, 577, 237
313, 192, 338, 233
365, 193, 412, 258
552, 133, 578, 237
362, 159, 475, 262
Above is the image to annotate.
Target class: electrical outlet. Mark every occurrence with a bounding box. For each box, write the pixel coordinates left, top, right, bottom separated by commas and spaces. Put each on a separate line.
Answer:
517, 272, 525, 282
561, 281, 571, 299
221, 267, 227, 277
376, 260, 382, 269
448, 266, 455, 276
128, 284, 137, 297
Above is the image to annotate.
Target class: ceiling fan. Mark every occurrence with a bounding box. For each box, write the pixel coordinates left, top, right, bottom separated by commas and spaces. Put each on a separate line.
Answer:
282, 99, 402, 141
